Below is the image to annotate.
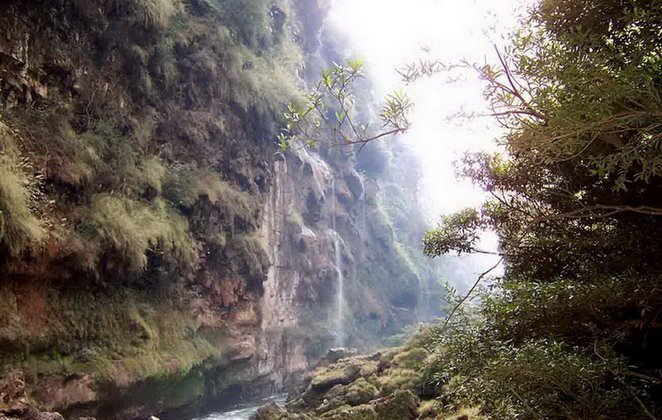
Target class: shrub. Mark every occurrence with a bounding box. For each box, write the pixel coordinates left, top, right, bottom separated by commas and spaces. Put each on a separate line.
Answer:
481, 275, 662, 356
423, 324, 648, 420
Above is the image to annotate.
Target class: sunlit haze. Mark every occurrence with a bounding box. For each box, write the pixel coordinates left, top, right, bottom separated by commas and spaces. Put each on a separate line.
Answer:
328, 0, 531, 219
326, 0, 533, 288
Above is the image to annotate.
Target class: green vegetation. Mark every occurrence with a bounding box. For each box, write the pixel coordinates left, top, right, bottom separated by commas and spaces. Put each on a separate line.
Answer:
277, 59, 413, 149
0, 0, 300, 274
0, 285, 224, 384
0, 160, 45, 257
416, 0, 662, 418
0, 0, 306, 408
208, 0, 270, 49
163, 167, 257, 217
88, 194, 198, 272
100, 0, 182, 30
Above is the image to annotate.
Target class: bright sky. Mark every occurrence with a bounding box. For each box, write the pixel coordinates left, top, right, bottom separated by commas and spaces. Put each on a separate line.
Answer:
327, 0, 533, 289
328, 0, 532, 220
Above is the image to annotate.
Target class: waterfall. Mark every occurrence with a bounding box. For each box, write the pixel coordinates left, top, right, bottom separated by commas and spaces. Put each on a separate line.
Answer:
330, 178, 345, 347
333, 232, 345, 347
359, 182, 367, 243
331, 178, 336, 231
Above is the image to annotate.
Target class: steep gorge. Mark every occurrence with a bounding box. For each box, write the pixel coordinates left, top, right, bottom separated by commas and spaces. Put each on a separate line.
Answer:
0, 0, 440, 418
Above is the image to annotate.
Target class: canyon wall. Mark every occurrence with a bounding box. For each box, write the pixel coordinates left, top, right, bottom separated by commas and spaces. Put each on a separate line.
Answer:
0, 0, 442, 418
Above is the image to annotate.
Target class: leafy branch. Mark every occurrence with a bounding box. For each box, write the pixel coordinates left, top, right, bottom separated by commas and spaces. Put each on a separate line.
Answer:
277, 58, 413, 150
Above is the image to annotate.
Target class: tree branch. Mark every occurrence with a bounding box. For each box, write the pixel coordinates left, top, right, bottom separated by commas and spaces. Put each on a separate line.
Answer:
441, 257, 504, 330
493, 45, 548, 122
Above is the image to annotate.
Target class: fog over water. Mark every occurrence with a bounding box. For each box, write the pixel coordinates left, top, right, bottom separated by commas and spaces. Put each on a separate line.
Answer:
327, 0, 533, 291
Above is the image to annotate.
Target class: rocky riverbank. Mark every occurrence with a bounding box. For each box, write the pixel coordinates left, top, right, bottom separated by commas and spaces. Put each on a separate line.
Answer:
251, 335, 477, 420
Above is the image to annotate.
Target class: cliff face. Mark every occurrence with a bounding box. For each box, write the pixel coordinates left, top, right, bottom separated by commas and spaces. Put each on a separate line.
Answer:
0, 0, 441, 418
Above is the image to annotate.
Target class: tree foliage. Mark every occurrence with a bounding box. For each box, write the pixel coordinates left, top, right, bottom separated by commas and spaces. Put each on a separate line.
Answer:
278, 59, 413, 150
421, 0, 662, 418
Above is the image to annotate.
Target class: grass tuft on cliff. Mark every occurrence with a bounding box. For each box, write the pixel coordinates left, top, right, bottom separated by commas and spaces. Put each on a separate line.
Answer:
87, 194, 199, 272
0, 125, 45, 257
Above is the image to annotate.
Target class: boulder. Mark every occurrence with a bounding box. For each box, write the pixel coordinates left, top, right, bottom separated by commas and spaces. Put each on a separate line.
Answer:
315, 378, 379, 414
251, 403, 284, 420
310, 363, 361, 389
250, 402, 312, 420
321, 348, 357, 365
320, 390, 420, 420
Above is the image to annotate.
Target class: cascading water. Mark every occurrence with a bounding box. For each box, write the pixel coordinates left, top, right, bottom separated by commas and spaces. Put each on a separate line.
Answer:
330, 178, 345, 347
333, 232, 345, 347
358, 176, 367, 242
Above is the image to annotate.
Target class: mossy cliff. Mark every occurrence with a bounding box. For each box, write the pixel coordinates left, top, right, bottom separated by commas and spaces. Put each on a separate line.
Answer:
0, 0, 441, 418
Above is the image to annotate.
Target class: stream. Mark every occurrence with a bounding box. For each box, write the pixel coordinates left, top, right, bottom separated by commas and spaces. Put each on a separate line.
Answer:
191, 394, 288, 420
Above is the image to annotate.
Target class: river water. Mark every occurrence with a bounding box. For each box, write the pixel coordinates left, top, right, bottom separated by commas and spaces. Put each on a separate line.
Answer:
191, 395, 288, 420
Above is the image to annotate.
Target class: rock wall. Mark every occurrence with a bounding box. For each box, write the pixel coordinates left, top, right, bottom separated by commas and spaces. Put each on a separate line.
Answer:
253, 142, 443, 392
0, 0, 442, 418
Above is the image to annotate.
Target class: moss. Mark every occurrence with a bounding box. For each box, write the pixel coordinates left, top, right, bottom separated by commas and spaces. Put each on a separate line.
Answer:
11, 288, 225, 386
344, 378, 379, 406
310, 362, 361, 389
163, 167, 257, 222
225, 44, 304, 116
358, 360, 378, 377
131, 367, 206, 410
392, 347, 428, 370
321, 404, 377, 420
196, 173, 257, 218
320, 390, 419, 420
372, 390, 419, 419
377, 347, 403, 366
394, 241, 421, 279
75, 0, 183, 30
408, 325, 441, 349
0, 0, 308, 410
439, 407, 482, 420
207, 231, 228, 249
376, 368, 422, 395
